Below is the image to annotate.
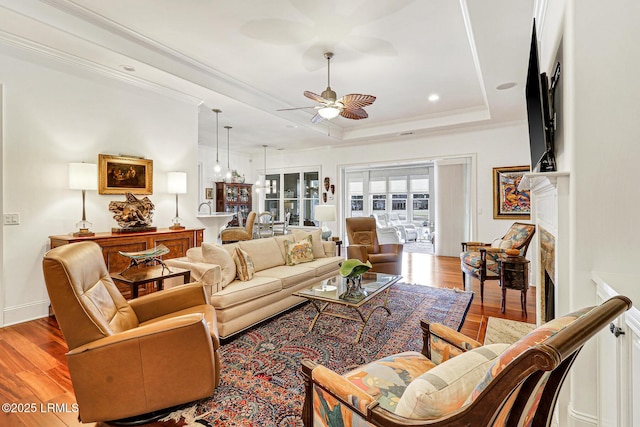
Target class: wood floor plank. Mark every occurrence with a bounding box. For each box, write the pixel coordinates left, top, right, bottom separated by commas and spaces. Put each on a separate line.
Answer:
16, 369, 66, 403
1, 330, 60, 371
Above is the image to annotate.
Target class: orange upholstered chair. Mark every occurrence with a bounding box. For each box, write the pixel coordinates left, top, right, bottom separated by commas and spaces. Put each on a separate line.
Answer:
346, 217, 403, 275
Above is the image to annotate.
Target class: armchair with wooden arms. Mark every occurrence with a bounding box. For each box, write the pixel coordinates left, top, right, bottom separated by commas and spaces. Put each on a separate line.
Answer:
221, 210, 256, 243
42, 241, 221, 423
460, 222, 535, 302
346, 217, 403, 275
301, 296, 632, 427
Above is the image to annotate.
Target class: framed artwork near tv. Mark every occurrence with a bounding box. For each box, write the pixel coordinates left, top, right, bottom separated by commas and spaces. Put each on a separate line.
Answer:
98, 154, 153, 195
493, 165, 531, 219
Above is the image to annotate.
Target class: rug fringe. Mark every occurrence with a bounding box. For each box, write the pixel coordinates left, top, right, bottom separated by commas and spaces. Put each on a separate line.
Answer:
160, 405, 212, 426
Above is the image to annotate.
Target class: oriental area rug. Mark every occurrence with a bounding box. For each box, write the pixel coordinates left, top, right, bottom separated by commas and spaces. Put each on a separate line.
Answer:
164, 283, 473, 427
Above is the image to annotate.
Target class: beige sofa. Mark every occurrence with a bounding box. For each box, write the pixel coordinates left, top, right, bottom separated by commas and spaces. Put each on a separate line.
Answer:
165, 230, 342, 339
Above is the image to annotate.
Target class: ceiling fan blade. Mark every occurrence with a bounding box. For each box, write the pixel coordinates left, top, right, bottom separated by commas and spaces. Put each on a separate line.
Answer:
304, 91, 330, 104
277, 106, 318, 111
310, 112, 325, 124
338, 94, 376, 110
340, 108, 369, 120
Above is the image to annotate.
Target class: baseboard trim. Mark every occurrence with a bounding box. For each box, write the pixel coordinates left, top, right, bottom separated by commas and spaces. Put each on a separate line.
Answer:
2, 300, 50, 327
568, 403, 598, 427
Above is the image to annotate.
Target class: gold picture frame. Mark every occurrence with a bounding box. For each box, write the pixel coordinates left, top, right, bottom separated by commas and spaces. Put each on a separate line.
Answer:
98, 154, 153, 195
493, 165, 531, 219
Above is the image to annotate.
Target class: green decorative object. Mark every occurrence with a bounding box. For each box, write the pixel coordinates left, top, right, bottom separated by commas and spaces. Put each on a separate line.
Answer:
339, 259, 372, 299
339, 259, 372, 278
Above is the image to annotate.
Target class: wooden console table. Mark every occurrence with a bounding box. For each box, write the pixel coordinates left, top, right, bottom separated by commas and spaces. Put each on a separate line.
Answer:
49, 228, 203, 298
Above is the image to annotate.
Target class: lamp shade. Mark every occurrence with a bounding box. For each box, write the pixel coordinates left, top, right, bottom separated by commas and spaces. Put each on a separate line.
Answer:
314, 204, 336, 222
167, 172, 187, 194
69, 163, 97, 190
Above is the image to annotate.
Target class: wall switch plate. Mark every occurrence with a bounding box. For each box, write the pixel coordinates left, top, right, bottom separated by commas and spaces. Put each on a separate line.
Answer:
3, 213, 20, 225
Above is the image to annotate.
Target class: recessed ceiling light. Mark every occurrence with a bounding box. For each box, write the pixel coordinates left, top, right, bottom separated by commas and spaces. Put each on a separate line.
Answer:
428, 94, 440, 102
120, 65, 136, 72
496, 82, 517, 90
285, 124, 297, 129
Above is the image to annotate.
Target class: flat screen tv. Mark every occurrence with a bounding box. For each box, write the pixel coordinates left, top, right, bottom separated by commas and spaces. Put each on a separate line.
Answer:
525, 20, 556, 172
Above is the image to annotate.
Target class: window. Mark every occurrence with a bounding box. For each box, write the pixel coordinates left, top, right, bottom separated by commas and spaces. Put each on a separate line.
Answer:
412, 193, 429, 224
259, 169, 319, 227
348, 178, 364, 217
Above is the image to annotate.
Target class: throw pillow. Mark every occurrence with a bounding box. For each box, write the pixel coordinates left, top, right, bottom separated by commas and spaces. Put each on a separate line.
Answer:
201, 242, 237, 287
232, 247, 255, 281
491, 238, 513, 249
292, 229, 326, 258
284, 236, 314, 265
394, 343, 509, 419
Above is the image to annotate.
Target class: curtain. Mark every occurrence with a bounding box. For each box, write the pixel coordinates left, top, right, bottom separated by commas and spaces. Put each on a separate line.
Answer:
434, 159, 471, 256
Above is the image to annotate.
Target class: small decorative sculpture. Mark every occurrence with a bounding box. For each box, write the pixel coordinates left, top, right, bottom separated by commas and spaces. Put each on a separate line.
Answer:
109, 192, 156, 232
339, 259, 372, 299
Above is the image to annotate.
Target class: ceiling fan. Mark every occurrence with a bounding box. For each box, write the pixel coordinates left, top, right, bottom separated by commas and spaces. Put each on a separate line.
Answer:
279, 52, 376, 124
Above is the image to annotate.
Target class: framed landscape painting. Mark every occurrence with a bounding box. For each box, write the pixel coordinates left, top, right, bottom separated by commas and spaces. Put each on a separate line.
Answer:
98, 154, 153, 195
493, 165, 531, 219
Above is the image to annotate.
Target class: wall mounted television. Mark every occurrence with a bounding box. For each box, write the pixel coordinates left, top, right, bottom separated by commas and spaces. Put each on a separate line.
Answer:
526, 20, 556, 172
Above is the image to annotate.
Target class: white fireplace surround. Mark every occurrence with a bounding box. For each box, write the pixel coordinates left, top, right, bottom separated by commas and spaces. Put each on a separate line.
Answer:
519, 171, 570, 325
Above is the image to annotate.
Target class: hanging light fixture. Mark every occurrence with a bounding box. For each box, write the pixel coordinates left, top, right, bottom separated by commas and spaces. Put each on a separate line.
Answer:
224, 125, 232, 181
212, 108, 222, 176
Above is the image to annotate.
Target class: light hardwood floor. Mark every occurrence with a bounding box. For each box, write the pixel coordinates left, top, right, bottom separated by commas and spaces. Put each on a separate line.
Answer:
0, 251, 535, 426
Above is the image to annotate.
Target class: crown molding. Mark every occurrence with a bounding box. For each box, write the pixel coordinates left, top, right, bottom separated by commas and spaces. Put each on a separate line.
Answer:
0, 29, 202, 105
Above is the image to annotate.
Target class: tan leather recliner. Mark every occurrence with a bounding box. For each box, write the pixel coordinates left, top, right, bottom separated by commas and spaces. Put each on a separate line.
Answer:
42, 241, 221, 423
221, 211, 256, 243
346, 217, 403, 275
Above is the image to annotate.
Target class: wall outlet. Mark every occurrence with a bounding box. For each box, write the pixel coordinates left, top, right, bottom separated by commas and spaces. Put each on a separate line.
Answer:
3, 213, 20, 225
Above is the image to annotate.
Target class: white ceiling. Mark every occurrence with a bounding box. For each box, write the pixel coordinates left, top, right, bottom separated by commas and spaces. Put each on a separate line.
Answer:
0, 0, 535, 154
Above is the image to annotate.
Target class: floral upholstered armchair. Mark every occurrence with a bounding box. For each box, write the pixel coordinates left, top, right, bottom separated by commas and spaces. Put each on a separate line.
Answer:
460, 222, 535, 302
301, 296, 631, 427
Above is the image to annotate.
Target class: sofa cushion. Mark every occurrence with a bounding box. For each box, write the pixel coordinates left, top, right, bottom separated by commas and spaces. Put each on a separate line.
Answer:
238, 238, 285, 271
292, 229, 326, 258
202, 242, 236, 287
254, 265, 317, 289
273, 234, 296, 260
394, 343, 509, 419
345, 351, 435, 413
284, 236, 315, 265
186, 246, 205, 263
209, 276, 282, 309
232, 247, 255, 281
299, 256, 343, 276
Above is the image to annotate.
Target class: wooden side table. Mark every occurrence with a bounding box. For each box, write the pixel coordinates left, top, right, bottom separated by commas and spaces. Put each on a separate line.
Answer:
497, 255, 530, 316
111, 265, 191, 299
331, 237, 343, 256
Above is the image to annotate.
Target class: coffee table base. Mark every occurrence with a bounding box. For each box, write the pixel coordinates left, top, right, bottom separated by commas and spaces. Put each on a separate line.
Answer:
307, 287, 393, 343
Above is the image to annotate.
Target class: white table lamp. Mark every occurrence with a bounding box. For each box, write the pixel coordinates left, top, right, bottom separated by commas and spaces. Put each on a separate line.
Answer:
69, 162, 98, 237
314, 204, 336, 240
168, 172, 187, 230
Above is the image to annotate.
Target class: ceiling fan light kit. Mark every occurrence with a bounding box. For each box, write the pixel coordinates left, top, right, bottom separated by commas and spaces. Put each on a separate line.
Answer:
279, 52, 376, 124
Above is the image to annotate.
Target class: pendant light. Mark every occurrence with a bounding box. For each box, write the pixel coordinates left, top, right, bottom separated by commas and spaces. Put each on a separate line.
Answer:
224, 125, 232, 181
212, 108, 222, 175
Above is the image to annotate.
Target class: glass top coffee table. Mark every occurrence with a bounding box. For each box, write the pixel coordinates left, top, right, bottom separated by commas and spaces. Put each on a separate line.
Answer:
294, 272, 402, 343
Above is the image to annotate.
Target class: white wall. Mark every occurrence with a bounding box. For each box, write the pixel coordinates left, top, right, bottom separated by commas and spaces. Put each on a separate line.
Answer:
0, 51, 202, 326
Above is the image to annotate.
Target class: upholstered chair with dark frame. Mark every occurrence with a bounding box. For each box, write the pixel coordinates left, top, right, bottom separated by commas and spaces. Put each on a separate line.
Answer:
42, 241, 221, 423
346, 217, 403, 275
301, 296, 631, 427
460, 222, 535, 302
